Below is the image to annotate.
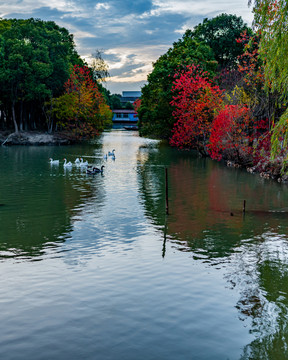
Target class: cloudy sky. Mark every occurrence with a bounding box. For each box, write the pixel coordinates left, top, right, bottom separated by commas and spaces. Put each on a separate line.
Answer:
0, 0, 254, 94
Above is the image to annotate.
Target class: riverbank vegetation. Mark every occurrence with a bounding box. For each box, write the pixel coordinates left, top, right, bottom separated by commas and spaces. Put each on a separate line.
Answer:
138, 6, 288, 181
0, 18, 113, 140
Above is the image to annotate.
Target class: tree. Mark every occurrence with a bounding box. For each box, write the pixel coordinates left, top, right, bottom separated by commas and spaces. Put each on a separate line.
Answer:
169, 64, 223, 154
138, 34, 217, 139
251, 0, 288, 169
53, 65, 112, 138
207, 105, 253, 162
138, 14, 251, 140
0, 18, 84, 132
190, 13, 252, 69
91, 49, 109, 82
108, 94, 122, 109
251, 0, 288, 97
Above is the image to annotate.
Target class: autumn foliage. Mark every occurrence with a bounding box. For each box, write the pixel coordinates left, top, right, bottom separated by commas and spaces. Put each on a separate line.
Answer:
207, 105, 252, 161
169, 64, 223, 154
53, 65, 112, 138
236, 31, 264, 88
169, 59, 273, 170
133, 98, 141, 118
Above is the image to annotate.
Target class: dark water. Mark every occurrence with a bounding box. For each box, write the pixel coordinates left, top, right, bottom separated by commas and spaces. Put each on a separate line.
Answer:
0, 129, 288, 359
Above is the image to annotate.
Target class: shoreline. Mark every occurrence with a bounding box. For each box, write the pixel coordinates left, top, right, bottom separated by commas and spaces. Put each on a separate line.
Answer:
227, 159, 288, 184
0, 131, 74, 146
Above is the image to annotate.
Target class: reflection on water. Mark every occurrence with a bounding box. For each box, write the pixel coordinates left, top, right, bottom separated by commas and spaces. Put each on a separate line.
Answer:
0, 141, 107, 259
0, 130, 288, 359
139, 144, 288, 359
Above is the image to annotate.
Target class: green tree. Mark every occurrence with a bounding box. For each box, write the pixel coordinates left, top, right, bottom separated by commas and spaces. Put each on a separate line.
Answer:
190, 13, 252, 69
108, 94, 122, 109
0, 18, 84, 132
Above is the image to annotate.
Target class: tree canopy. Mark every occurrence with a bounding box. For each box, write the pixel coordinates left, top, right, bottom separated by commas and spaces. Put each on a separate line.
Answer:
189, 13, 252, 69
138, 13, 253, 140
138, 33, 216, 139
0, 18, 112, 137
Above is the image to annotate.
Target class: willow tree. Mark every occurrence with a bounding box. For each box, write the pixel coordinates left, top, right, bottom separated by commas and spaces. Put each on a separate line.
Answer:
251, 0, 288, 166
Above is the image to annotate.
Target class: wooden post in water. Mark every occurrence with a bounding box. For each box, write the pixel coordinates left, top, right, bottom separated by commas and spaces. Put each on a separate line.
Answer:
165, 167, 169, 215
162, 219, 167, 258
243, 200, 246, 214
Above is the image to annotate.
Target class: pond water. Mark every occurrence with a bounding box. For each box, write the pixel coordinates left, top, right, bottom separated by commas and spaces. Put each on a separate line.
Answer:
0, 129, 288, 359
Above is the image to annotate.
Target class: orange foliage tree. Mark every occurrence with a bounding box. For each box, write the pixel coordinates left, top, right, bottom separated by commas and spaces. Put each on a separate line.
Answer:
53, 65, 112, 138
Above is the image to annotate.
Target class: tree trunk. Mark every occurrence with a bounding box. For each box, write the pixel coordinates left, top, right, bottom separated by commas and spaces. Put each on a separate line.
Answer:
12, 102, 19, 133
42, 100, 54, 134
19, 101, 23, 131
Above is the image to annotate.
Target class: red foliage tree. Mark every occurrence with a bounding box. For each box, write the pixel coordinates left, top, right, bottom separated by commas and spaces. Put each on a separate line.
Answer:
251, 118, 272, 171
169, 64, 223, 154
133, 98, 141, 119
236, 31, 264, 89
208, 104, 271, 166
207, 105, 252, 162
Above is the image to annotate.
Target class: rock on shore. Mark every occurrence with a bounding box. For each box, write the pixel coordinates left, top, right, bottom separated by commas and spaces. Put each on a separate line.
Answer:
0, 131, 72, 146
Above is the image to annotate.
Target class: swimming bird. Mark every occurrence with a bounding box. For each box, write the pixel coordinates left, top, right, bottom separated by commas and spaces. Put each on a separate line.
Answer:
94, 165, 105, 173
49, 158, 59, 165
75, 157, 81, 165
80, 158, 88, 166
63, 158, 73, 167
108, 149, 115, 156
87, 165, 105, 175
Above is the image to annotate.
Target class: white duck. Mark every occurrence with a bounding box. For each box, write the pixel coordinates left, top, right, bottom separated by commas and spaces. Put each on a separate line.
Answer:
49, 158, 59, 165
63, 158, 73, 167
80, 157, 88, 166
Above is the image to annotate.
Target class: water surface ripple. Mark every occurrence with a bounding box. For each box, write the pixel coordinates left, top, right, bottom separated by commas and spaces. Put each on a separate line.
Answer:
0, 130, 288, 359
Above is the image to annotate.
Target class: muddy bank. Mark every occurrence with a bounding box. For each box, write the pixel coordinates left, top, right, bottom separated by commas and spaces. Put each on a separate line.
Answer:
227, 159, 288, 184
0, 131, 73, 146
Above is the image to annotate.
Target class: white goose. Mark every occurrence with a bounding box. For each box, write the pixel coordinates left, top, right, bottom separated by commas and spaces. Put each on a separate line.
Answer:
63, 158, 73, 167
49, 158, 59, 165
80, 158, 88, 166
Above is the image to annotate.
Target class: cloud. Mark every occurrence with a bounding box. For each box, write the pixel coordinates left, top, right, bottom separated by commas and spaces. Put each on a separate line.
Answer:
100, 44, 169, 92
142, 0, 252, 18
0, 0, 77, 17
95, 3, 110, 11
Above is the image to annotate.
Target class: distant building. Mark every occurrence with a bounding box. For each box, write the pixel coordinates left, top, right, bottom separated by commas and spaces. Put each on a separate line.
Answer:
120, 91, 141, 104
112, 109, 138, 123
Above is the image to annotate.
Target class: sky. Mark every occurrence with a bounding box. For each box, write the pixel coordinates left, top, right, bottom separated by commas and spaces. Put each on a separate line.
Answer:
0, 0, 254, 94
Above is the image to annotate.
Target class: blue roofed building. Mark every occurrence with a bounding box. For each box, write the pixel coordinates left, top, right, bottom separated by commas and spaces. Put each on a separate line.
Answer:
120, 91, 141, 104
112, 109, 138, 123
112, 91, 141, 127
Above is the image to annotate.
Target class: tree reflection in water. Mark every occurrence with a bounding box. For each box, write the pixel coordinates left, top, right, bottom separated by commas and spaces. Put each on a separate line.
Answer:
0, 145, 105, 260
138, 144, 288, 359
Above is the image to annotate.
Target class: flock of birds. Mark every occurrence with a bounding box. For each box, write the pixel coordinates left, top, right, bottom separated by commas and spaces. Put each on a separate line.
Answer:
49, 149, 115, 175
